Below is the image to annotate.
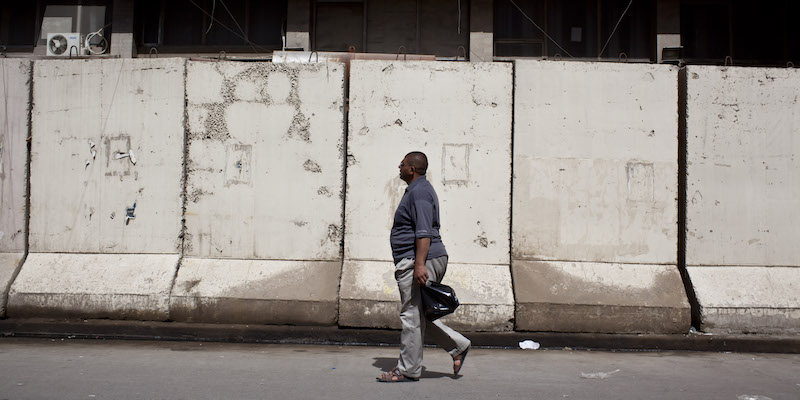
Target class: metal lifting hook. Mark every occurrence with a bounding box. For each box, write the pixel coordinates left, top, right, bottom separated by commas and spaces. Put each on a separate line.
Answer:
396, 46, 407, 61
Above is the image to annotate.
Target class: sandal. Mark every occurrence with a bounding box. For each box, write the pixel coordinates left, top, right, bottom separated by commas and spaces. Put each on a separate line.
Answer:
453, 346, 470, 375
376, 369, 418, 383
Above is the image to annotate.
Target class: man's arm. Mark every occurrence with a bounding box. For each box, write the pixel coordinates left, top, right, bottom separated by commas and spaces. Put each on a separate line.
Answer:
414, 237, 430, 285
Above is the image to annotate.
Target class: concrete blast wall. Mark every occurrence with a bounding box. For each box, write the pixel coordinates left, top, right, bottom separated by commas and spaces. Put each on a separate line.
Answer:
341, 61, 515, 331
685, 66, 800, 334
512, 61, 690, 333
0, 59, 31, 317
172, 61, 346, 325
8, 58, 798, 336
8, 59, 186, 320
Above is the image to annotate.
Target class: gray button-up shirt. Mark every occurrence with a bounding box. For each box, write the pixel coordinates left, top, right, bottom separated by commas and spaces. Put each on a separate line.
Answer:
390, 175, 447, 264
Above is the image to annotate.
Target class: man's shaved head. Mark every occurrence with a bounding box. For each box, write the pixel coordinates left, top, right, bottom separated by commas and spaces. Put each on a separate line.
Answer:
405, 151, 428, 175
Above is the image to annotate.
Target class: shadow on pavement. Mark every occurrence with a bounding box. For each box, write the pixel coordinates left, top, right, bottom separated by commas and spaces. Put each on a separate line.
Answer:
373, 357, 457, 379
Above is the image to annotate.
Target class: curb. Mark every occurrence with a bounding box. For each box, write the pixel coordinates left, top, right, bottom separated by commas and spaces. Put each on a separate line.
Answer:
1, 318, 798, 354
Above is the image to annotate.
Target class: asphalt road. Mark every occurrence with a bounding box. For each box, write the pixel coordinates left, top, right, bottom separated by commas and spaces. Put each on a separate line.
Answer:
0, 338, 798, 400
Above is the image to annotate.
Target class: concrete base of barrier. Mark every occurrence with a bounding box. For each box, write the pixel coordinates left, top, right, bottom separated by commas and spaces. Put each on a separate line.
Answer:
688, 266, 800, 334
7, 253, 179, 320
513, 261, 690, 333
169, 258, 341, 326
0, 253, 24, 317
339, 260, 514, 332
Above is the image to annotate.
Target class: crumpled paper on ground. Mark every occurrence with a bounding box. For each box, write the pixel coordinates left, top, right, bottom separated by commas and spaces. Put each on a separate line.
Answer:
519, 340, 540, 350
580, 369, 620, 379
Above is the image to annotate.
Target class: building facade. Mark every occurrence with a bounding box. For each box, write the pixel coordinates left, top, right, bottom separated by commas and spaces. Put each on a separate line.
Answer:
1, 0, 798, 65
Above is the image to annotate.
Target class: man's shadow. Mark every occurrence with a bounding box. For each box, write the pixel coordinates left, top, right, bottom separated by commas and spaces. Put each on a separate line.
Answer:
373, 357, 458, 379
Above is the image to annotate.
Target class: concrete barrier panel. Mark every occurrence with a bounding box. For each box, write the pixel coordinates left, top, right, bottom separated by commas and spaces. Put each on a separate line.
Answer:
170, 258, 341, 325
0, 253, 24, 317
341, 60, 513, 330
687, 266, 799, 334
686, 66, 800, 266
339, 260, 514, 331
512, 61, 688, 333
513, 61, 678, 263
176, 62, 345, 325
686, 66, 800, 333
513, 261, 689, 333
15, 58, 185, 320
345, 61, 512, 265
7, 253, 178, 320
0, 59, 30, 317
184, 61, 345, 260
0, 59, 30, 253
29, 59, 185, 253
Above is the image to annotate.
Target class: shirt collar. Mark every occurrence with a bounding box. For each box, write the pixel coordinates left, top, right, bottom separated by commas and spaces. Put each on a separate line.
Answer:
405, 175, 427, 192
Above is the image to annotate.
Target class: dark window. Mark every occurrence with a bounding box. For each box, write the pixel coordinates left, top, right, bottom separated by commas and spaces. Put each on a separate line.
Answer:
681, 0, 798, 66
681, 2, 730, 62
598, 0, 654, 59
314, 1, 364, 52
366, 0, 416, 54
312, 0, 468, 58
731, 0, 797, 66
0, 2, 38, 49
419, 0, 468, 57
135, 0, 286, 53
494, 0, 546, 57
162, 0, 204, 46
494, 0, 655, 60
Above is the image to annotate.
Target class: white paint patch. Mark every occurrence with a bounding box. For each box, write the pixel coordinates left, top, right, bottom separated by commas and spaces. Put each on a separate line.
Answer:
686, 66, 800, 267
513, 61, 678, 264
234, 80, 261, 102
266, 72, 292, 103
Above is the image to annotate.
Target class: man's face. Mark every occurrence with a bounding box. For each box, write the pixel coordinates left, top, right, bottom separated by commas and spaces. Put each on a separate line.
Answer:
398, 157, 414, 183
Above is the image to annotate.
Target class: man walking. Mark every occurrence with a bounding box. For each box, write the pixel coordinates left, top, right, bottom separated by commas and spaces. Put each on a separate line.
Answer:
377, 151, 471, 383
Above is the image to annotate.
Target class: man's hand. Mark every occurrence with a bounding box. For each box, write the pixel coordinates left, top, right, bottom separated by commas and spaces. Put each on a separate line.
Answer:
414, 264, 429, 286
414, 237, 431, 286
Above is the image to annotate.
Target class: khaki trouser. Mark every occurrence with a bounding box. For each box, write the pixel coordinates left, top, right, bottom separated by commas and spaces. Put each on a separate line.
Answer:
394, 256, 471, 378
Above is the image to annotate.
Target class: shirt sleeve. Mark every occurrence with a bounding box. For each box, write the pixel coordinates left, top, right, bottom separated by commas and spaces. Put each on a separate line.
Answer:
411, 197, 435, 238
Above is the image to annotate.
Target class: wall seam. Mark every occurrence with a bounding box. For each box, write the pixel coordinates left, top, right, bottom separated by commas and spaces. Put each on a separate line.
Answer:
335, 62, 350, 327
166, 58, 190, 322
508, 60, 518, 330
677, 66, 702, 330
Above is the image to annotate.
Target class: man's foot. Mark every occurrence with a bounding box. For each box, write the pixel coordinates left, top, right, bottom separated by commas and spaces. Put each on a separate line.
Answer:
376, 369, 419, 383
453, 346, 470, 375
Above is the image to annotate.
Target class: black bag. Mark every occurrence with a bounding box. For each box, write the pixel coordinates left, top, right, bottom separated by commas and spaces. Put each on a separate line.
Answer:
421, 281, 460, 320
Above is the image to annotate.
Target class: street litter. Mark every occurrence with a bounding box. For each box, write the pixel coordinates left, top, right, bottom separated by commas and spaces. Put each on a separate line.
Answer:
737, 396, 772, 400
519, 340, 540, 350
580, 369, 620, 379
115, 149, 137, 165
125, 202, 136, 225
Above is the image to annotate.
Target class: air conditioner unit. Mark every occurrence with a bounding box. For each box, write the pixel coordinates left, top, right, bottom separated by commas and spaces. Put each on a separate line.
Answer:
47, 33, 81, 57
